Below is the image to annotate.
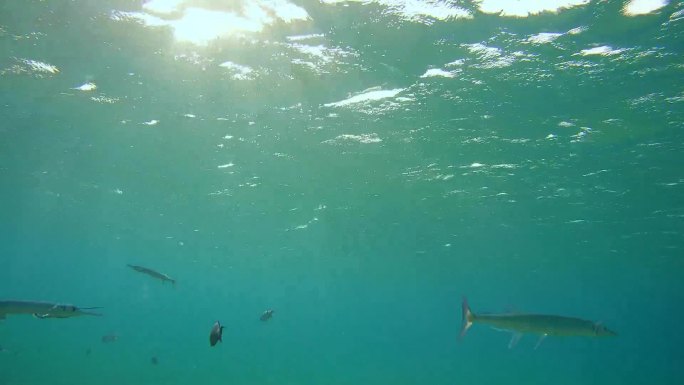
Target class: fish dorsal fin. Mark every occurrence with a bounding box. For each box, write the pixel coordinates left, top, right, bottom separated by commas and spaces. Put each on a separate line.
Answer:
503, 305, 523, 315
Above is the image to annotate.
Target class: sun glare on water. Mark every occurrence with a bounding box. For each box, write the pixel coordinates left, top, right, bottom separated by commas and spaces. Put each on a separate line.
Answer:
135, 0, 310, 46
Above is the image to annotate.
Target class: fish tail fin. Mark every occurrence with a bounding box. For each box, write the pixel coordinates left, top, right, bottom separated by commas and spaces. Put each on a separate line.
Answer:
460, 297, 475, 339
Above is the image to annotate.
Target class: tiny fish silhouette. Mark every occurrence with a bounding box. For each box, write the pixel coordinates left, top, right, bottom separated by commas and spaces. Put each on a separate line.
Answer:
151, 356, 158, 365
260, 309, 274, 321
101, 334, 119, 343
209, 321, 224, 347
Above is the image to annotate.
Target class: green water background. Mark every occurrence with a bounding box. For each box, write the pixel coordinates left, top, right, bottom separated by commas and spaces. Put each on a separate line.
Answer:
1, 1, 683, 384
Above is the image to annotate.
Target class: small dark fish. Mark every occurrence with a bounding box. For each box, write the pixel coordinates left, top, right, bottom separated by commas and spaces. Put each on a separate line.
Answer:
0, 345, 8, 353
151, 356, 158, 365
260, 309, 274, 321
209, 321, 224, 347
101, 334, 119, 343
85, 348, 92, 356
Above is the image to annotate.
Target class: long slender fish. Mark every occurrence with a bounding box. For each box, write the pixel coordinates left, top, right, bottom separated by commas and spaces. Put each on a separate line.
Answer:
127, 264, 176, 285
460, 298, 616, 349
0, 300, 102, 319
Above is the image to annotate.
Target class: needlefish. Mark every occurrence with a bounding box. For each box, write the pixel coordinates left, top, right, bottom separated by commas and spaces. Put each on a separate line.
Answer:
127, 264, 176, 286
459, 297, 616, 349
0, 300, 102, 319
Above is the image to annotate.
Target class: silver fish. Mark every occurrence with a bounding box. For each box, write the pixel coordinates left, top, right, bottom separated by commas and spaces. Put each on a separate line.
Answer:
460, 297, 616, 349
127, 264, 176, 285
0, 300, 102, 319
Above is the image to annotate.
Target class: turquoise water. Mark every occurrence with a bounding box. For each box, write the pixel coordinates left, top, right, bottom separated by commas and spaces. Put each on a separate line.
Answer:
1, 0, 683, 384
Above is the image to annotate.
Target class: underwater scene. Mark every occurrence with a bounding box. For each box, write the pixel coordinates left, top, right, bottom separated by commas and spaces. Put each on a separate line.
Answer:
1, 0, 683, 384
